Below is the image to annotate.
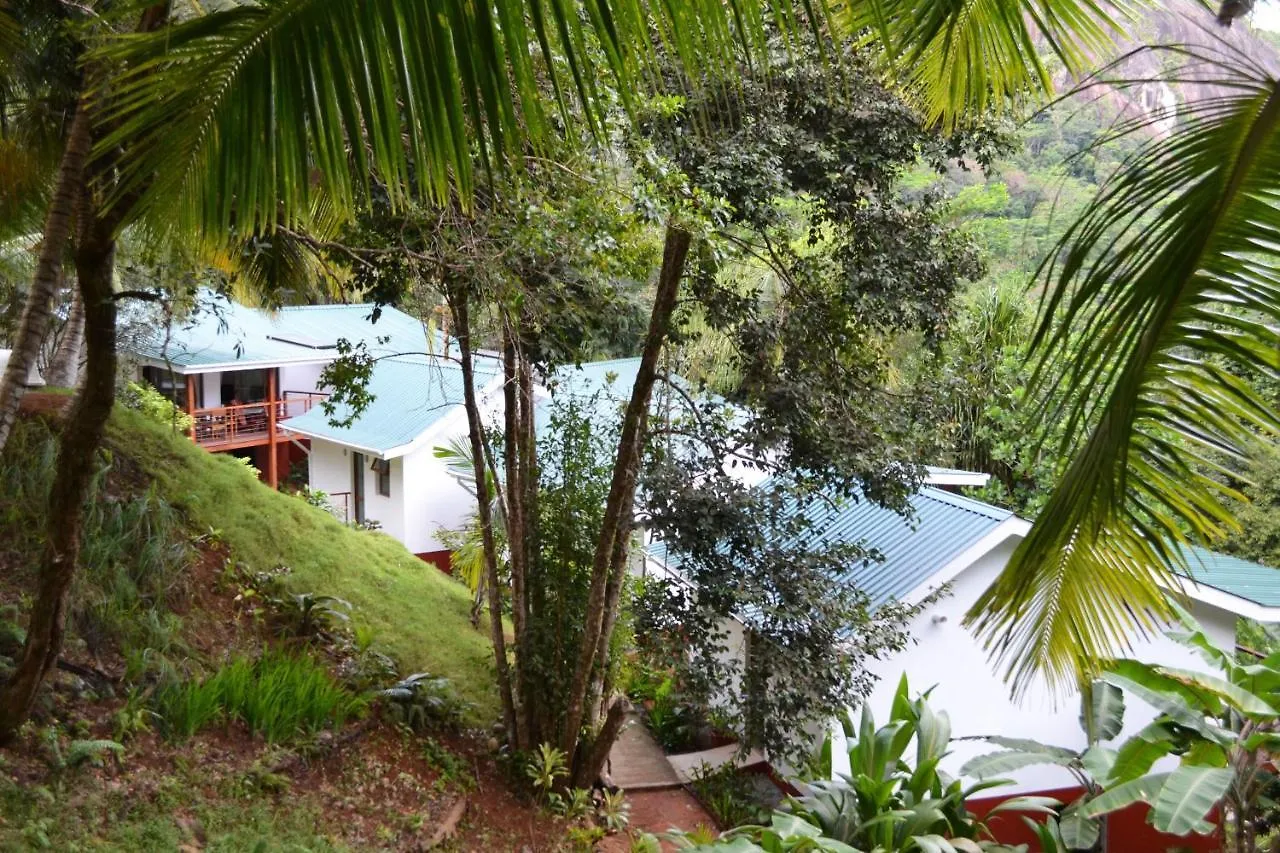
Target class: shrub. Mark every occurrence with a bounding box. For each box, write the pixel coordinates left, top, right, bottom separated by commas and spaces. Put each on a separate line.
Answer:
154, 651, 366, 743
0, 419, 194, 662
379, 673, 469, 731
119, 381, 195, 432
689, 763, 771, 829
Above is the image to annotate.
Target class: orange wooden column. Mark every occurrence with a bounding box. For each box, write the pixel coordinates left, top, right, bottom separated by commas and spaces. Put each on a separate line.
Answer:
185, 375, 196, 442
266, 368, 279, 488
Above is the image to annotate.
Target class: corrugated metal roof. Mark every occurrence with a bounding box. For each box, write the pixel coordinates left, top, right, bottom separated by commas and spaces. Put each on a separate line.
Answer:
647, 484, 1013, 608
281, 356, 497, 456
1178, 545, 1280, 607
129, 299, 435, 370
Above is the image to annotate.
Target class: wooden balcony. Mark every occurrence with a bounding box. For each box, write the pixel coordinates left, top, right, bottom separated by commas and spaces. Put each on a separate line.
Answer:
189, 390, 328, 451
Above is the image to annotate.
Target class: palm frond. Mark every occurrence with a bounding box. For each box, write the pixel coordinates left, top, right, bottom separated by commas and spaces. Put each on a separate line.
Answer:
966, 46, 1280, 695
93, 0, 1124, 237
94, 0, 795, 236
855, 0, 1126, 128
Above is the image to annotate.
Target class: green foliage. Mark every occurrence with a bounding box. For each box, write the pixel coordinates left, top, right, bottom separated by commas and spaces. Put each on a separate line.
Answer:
62, 739, 125, 770
119, 380, 195, 432
419, 736, 476, 790
689, 763, 771, 829
1075, 612, 1280, 849
599, 788, 630, 833
548, 786, 595, 820
107, 404, 501, 720
153, 651, 366, 743
270, 592, 353, 640
967, 48, 1280, 695
670, 676, 1058, 852
961, 681, 1126, 850
0, 416, 194, 662
524, 742, 569, 801
379, 673, 470, 732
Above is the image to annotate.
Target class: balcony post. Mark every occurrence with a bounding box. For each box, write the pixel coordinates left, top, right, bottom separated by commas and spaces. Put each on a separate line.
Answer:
266, 368, 278, 488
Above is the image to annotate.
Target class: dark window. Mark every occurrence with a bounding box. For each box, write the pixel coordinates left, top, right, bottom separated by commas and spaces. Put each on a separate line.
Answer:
220, 368, 267, 405
141, 366, 189, 407
372, 458, 392, 497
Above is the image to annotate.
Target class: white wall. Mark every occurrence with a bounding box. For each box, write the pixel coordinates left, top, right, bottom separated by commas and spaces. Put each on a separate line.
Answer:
308, 440, 353, 519
201, 372, 221, 408
278, 362, 326, 395
848, 535, 1239, 794
307, 439, 404, 538
400, 445, 480, 554
361, 455, 403, 543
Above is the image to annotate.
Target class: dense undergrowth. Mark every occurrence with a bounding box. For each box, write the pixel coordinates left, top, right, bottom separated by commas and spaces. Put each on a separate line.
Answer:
0, 404, 570, 851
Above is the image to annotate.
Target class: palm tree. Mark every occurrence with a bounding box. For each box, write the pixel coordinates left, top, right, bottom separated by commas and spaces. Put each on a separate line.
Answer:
966, 42, 1280, 694
0, 0, 88, 446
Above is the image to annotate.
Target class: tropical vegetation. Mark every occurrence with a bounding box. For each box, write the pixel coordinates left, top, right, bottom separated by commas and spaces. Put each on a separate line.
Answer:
4, 0, 1280, 844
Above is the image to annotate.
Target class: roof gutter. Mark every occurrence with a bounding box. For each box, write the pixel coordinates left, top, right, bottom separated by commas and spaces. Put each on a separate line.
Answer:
1161, 575, 1280, 623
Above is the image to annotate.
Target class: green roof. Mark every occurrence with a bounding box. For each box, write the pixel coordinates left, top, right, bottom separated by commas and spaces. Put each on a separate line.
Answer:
280, 357, 498, 457
648, 483, 1014, 610
129, 298, 434, 371
1178, 545, 1280, 608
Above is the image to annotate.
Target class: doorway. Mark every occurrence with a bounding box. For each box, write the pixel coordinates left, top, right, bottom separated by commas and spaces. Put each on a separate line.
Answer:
352, 451, 366, 524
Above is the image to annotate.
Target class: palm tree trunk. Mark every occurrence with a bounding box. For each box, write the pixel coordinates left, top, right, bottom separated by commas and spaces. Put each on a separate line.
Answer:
560, 224, 691, 771
0, 102, 90, 451
44, 287, 85, 389
0, 222, 116, 741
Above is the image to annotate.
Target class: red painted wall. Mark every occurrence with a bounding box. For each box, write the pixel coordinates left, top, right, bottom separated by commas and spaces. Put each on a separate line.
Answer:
416, 549, 453, 574
969, 787, 1220, 852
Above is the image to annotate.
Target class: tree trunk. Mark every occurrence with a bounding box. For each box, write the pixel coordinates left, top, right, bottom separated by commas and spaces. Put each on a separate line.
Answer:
0, 103, 91, 450
447, 284, 518, 746
578, 696, 631, 790
501, 321, 531, 750
45, 287, 85, 389
0, 224, 116, 741
560, 224, 692, 769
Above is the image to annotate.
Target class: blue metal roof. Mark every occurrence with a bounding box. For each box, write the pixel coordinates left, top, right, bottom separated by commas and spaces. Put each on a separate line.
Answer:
129, 298, 436, 371
647, 483, 1013, 608
1178, 545, 1280, 608
281, 356, 498, 457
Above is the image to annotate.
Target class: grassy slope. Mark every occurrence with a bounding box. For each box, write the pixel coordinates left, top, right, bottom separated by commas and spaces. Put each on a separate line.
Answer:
108, 406, 498, 722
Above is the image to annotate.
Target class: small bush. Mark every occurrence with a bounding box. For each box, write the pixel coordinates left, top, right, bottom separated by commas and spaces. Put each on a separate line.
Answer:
689, 763, 771, 829
379, 673, 468, 731
154, 651, 366, 743
119, 381, 195, 432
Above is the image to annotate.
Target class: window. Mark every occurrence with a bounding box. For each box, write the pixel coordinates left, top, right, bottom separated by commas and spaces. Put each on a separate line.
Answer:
372, 458, 392, 497
141, 366, 189, 407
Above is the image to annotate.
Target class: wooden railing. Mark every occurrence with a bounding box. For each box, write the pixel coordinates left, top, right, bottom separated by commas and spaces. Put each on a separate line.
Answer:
327, 491, 352, 523
188, 391, 329, 448
281, 390, 329, 418
190, 401, 278, 447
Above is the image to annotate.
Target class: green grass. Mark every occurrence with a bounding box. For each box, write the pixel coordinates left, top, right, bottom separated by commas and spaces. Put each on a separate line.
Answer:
0, 766, 346, 851
155, 651, 367, 742
105, 406, 499, 722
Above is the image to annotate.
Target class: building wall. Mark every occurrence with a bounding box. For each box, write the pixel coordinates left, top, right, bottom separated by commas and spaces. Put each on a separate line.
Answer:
307, 440, 354, 519
848, 535, 1239, 795
278, 363, 326, 396
201, 372, 220, 408
399, 439, 483, 556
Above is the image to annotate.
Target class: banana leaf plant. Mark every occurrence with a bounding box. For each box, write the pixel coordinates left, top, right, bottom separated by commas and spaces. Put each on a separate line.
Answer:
959, 681, 1127, 851
1077, 612, 1280, 852
665, 676, 1060, 851
434, 436, 507, 622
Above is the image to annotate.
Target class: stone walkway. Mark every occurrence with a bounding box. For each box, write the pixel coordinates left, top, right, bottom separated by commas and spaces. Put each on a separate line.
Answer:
605, 713, 682, 790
